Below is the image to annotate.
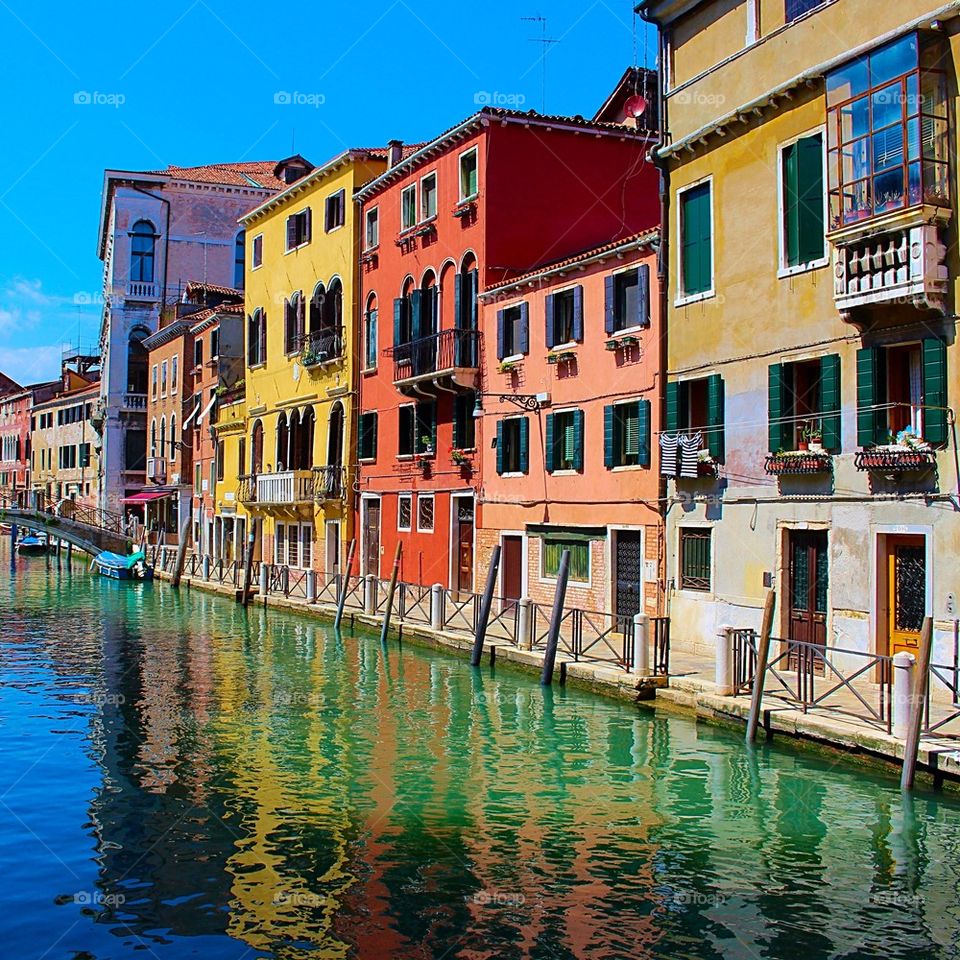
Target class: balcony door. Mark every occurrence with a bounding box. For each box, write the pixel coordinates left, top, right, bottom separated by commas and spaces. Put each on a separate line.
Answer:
788, 531, 828, 671
362, 498, 380, 578
886, 535, 926, 656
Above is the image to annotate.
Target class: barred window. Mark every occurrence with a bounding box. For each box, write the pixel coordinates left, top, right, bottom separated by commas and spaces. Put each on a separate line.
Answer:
680, 528, 712, 591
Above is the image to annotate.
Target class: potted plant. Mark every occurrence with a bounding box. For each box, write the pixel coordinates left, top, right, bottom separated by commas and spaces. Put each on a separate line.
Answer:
418, 436, 434, 457
451, 448, 469, 465
499, 359, 517, 373
806, 426, 824, 453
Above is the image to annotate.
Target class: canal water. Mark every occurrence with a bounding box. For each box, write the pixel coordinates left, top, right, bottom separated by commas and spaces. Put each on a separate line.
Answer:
1, 545, 959, 959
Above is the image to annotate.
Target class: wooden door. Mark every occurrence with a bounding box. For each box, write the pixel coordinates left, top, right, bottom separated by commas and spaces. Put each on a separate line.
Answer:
502, 536, 523, 602
887, 535, 926, 656
788, 531, 828, 671
362, 500, 380, 577
455, 500, 474, 595
615, 531, 643, 625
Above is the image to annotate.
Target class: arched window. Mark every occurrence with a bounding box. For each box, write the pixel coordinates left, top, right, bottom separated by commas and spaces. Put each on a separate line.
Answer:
309, 281, 325, 334
150, 418, 157, 457
328, 402, 344, 468
127, 327, 149, 394
234, 231, 245, 289
420, 269, 438, 338
130, 220, 156, 284
364, 293, 378, 370
322, 278, 343, 358
169, 413, 177, 462
275, 412, 288, 471
456, 253, 479, 366
159, 417, 166, 461
251, 420, 264, 474
284, 292, 303, 355
248, 309, 266, 366
294, 406, 314, 471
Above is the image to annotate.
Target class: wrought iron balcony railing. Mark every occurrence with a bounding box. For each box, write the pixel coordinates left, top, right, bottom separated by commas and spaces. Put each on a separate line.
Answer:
298, 328, 343, 366
386, 328, 481, 388
312, 465, 346, 502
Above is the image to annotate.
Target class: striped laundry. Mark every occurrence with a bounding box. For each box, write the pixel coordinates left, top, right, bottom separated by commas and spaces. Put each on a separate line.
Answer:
679, 432, 702, 478
659, 433, 679, 477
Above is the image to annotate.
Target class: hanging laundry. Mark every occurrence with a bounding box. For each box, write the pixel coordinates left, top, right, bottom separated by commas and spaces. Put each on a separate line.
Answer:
679, 432, 702, 478
659, 433, 679, 477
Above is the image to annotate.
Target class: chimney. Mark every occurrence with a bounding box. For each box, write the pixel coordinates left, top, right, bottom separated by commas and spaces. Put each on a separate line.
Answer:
388, 139, 404, 168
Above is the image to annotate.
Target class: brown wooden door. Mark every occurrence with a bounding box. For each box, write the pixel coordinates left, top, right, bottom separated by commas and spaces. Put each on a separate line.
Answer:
502, 536, 523, 602
362, 499, 380, 577
887, 535, 926, 656
789, 531, 828, 671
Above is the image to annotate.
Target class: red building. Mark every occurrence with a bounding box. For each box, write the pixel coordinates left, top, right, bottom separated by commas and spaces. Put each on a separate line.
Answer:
0, 375, 58, 505
355, 91, 659, 591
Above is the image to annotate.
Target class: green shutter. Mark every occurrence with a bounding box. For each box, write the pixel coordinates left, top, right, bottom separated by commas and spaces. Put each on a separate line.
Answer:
393, 298, 404, 346
623, 405, 640, 457
496, 421, 504, 475
637, 400, 651, 467
666, 381, 680, 433
707, 374, 725, 461
819, 354, 841, 451
453, 273, 463, 329
572, 410, 584, 471
519, 417, 529, 474
768, 363, 789, 453
410, 289, 423, 341
682, 183, 712, 296
798, 135, 825, 264
545, 413, 555, 473
604, 404, 615, 468
784, 142, 800, 268
922, 337, 948, 445
856, 346, 882, 447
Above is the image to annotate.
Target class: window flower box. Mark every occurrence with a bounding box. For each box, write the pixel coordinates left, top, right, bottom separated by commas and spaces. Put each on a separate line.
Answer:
451, 449, 470, 465
547, 350, 576, 365
765, 451, 833, 476
855, 446, 936, 474
453, 201, 475, 219
499, 360, 518, 374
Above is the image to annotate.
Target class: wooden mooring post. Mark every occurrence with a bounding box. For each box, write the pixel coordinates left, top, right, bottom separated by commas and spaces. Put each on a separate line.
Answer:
900, 617, 934, 792
334, 539, 357, 631
471, 545, 501, 667
239, 531, 255, 605
745, 590, 776, 744
540, 549, 571, 686
171, 520, 192, 588
379, 543, 403, 645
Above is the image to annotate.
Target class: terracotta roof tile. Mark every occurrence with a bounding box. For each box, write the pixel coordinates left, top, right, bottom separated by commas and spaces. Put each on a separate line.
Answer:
149, 161, 286, 190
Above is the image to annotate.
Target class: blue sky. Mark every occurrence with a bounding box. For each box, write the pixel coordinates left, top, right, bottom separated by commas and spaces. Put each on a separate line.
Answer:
0, 0, 655, 383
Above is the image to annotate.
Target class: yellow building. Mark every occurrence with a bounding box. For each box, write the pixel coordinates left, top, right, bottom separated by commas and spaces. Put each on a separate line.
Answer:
237, 149, 389, 575
640, 0, 960, 670
212, 389, 248, 563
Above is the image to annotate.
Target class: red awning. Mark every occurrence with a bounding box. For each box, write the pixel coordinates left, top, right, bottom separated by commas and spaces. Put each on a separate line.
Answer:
121, 491, 172, 504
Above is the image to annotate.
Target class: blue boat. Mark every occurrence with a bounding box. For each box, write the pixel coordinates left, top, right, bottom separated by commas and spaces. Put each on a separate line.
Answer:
16, 534, 48, 555
93, 548, 153, 581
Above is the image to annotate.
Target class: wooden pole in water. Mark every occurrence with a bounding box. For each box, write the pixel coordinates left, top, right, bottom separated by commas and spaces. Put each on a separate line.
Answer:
471, 545, 502, 666
171, 519, 191, 588
334, 538, 357, 631
746, 590, 776, 744
901, 616, 934, 792
379, 543, 402, 645
540, 549, 571, 686
239, 531, 256, 605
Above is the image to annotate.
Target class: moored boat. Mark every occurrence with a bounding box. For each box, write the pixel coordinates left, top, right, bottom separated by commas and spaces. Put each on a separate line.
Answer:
93, 548, 153, 581
16, 534, 48, 555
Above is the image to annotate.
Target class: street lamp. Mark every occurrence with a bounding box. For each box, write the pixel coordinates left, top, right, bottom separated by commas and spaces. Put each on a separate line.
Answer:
472, 391, 550, 418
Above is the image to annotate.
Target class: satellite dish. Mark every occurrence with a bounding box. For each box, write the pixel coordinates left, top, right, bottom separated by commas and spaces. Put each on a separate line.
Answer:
624, 94, 648, 118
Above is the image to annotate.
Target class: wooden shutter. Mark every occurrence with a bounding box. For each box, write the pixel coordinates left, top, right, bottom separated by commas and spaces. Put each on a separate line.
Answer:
798, 135, 825, 265
453, 273, 463, 329
856, 346, 882, 447
303, 207, 312, 242
545, 294, 556, 349
784, 142, 801, 268
604, 404, 616, 468
682, 183, 712, 296
922, 336, 948, 444
496, 421, 504, 475
665, 381, 680, 433
604, 275, 616, 334
496, 309, 505, 360
707, 374, 725, 461
638, 399, 651, 467
297, 293, 305, 341
637, 264, 651, 327
572, 410, 584, 471
410, 289, 423, 341
393, 298, 404, 346
572, 285, 584, 342
768, 363, 789, 453
545, 413, 555, 473
468, 269, 479, 329
819, 353, 841, 450
286, 216, 296, 250
519, 417, 529, 474
259, 310, 266, 364
518, 302, 529, 354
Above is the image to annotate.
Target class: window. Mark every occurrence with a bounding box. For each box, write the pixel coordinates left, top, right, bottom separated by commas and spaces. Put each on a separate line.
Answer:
365, 207, 379, 249
248, 309, 266, 366
194, 339, 203, 369
665, 375, 725, 462
768, 356, 841, 452
401, 185, 417, 231
364, 296, 378, 370
398, 494, 412, 531
546, 410, 584, 473
680, 181, 713, 298
857, 338, 948, 446
161, 360, 168, 396
195, 462, 202, 491
496, 303, 529, 359
284, 293, 303, 354
826, 33, 949, 230
285, 208, 312, 250
398, 405, 415, 456
130, 220, 156, 283
541, 538, 590, 584
216, 440, 225, 482
398, 400, 436, 457
545, 287, 582, 349
325, 189, 345, 232
604, 400, 652, 468
358, 411, 378, 461
421, 173, 437, 220
210, 328, 220, 359
605, 266, 650, 333
785, 0, 828, 21
252, 234, 263, 268
234, 231, 245, 288
171, 355, 179, 393
680, 529, 712, 591
300, 525, 313, 569
169, 414, 177, 462
59, 445, 78, 469
781, 134, 825, 270
416, 494, 435, 533
453, 392, 476, 450
496, 417, 529, 475
459, 148, 478, 200
151, 365, 158, 399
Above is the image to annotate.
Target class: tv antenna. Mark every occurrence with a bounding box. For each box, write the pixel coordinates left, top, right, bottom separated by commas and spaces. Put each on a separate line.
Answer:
522, 15, 559, 113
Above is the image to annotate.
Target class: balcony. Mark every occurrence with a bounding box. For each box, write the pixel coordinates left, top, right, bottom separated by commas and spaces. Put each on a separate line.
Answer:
298, 328, 343, 367
764, 451, 833, 476
237, 475, 257, 504
126, 281, 159, 301
123, 393, 148, 411
146, 457, 167, 483
386, 328, 481, 395
312, 465, 346, 502
855, 447, 937, 475
832, 218, 948, 320
254, 470, 314, 507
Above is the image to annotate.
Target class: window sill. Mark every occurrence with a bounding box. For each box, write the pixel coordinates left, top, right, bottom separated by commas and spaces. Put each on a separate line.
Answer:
397, 526, 412, 533
458, 193, 479, 206
500, 471, 526, 478
675, 289, 715, 307
777, 258, 829, 280
417, 527, 435, 535
248, 362, 266, 371
612, 464, 646, 472
551, 469, 579, 477
362, 366, 378, 376
358, 457, 376, 464
251, 263, 263, 271
325, 224, 344, 235
609, 324, 647, 338
284, 242, 310, 255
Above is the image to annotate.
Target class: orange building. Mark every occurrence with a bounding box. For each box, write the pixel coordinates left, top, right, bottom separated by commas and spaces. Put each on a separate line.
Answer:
477, 232, 664, 621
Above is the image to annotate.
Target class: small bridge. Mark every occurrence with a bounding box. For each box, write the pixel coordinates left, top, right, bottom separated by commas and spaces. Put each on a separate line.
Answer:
0, 493, 132, 557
